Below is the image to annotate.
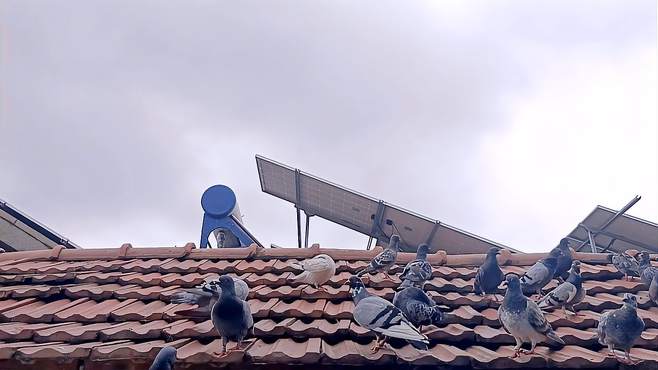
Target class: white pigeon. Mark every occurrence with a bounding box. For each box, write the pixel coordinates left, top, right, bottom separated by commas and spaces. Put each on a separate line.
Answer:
291, 254, 336, 291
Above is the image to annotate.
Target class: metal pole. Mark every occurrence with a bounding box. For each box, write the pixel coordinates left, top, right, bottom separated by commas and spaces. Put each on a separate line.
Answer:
296, 207, 302, 248
575, 195, 642, 251
304, 212, 310, 248
587, 230, 597, 253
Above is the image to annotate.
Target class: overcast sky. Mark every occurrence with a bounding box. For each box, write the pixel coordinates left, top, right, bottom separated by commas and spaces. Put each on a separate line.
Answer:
1, 1, 656, 252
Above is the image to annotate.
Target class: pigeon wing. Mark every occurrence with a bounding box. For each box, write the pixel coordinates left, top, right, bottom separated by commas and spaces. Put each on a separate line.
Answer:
539, 282, 576, 308
527, 300, 563, 344
371, 249, 397, 269
474, 268, 484, 294
242, 299, 254, 329
233, 278, 250, 301
300, 256, 332, 272
521, 263, 548, 287
170, 288, 213, 306
354, 296, 427, 342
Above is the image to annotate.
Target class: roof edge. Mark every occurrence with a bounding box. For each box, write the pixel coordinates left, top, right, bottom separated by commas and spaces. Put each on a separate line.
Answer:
0, 244, 637, 267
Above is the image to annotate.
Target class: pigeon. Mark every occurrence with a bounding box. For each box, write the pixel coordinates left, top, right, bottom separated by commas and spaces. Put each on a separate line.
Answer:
473, 247, 505, 301
357, 235, 400, 281
611, 251, 641, 281
172, 277, 249, 318
552, 239, 573, 281
211, 275, 254, 356
538, 261, 586, 317
596, 293, 645, 365
498, 274, 564, 358
637, 251, 657, 286
399, 243, 433, 290
290, 254, 336, 291
520, 248, 562, 297
149, 346, 176, 370
348, 275, 429, 352
649, 272, 658, 307
393, 286, 443, 330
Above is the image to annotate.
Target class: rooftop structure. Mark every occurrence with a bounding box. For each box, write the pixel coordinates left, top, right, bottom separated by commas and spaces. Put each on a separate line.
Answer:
0, 244, 656, 369
0, 198, 79, 252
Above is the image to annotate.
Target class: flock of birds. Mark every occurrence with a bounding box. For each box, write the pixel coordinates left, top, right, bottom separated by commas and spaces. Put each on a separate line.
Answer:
148, 236, 658, 369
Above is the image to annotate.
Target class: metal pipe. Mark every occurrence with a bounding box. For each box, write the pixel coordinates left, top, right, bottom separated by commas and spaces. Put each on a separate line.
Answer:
304, 213, 310, 248
296, 208, 302, 248
588, 230, 597, 253
575, 195, 641, 251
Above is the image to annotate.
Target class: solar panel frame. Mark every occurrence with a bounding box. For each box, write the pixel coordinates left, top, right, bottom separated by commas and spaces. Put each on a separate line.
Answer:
567, 205, 658, 253
255, 155, 517, 253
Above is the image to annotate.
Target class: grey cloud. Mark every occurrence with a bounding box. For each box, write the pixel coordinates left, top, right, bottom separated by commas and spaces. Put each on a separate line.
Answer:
1, 1, 655, 250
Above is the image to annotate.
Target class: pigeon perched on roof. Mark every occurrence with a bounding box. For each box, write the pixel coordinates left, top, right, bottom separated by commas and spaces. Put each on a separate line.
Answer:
611, 251, 641, 281
637, 251, 657, 286
473, 247, 505, 301
171, 277, 249, 318
552, 239, 573, 281
357, 235, 400, 281
393, 286, 443, 330
290, 254, 336, 291
596, 293, 645, 365
498, 274, 564, 358
211, 275, 254, 356
399, 243, 433, 290
520, 248, 562, 297
538, 261, 585, 317
149, 346, 176, 370
649, 273, 658, 307
348, 276, 429, 352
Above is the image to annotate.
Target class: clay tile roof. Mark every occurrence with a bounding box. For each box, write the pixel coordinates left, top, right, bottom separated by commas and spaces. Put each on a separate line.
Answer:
0, 245, 656, 370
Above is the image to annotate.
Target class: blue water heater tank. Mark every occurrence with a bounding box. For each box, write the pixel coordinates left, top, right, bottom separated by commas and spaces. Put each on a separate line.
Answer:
199, 185, 259, 248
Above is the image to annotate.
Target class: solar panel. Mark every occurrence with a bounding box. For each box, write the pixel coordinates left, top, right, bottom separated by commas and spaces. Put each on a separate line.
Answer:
255, 155, 515, 253
567, 205, 658, 253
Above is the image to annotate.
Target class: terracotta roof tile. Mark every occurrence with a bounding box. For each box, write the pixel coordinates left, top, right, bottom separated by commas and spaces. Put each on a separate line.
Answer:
177, 338, 247, 364
53, 298, 136, 323
119, 258, 171, 273
271, 299, 327, 318
322, 339, 396, 364
248, 338, 322, 364
0, 246, 656, 368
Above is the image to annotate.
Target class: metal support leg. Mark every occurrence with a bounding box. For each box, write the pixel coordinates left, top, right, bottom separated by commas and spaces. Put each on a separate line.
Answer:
296, 208, 302, 248
304, 213, 310, 248
588, 230, 597, 253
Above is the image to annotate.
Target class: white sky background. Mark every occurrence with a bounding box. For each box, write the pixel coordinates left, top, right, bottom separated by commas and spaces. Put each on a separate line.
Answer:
1, 1, 656, 252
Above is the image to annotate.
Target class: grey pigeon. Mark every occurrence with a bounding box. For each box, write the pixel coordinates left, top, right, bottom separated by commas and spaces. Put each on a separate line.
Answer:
473, 247, 505, 301
348, 276, 429, 352
172, 277, 249, 318
596, 293, 645, 365
393, 286, 443, 330
637, 251, 657, 286
611, 251, 641, 281
399, 243, 433, 290
498, 274, 564, 358
538, 261, 586, 317
357, 235, 400, 281
520, 248, 561, 297
149, 346, 176, 370
290, 254, 336, 290
211, 275, 254, 356
649, 272, 658, 307
552, 239, 573, 281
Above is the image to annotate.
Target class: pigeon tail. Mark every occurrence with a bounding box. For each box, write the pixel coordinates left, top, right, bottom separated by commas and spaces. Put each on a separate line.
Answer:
408, 339, 429, 350
545, 330, 565, 347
